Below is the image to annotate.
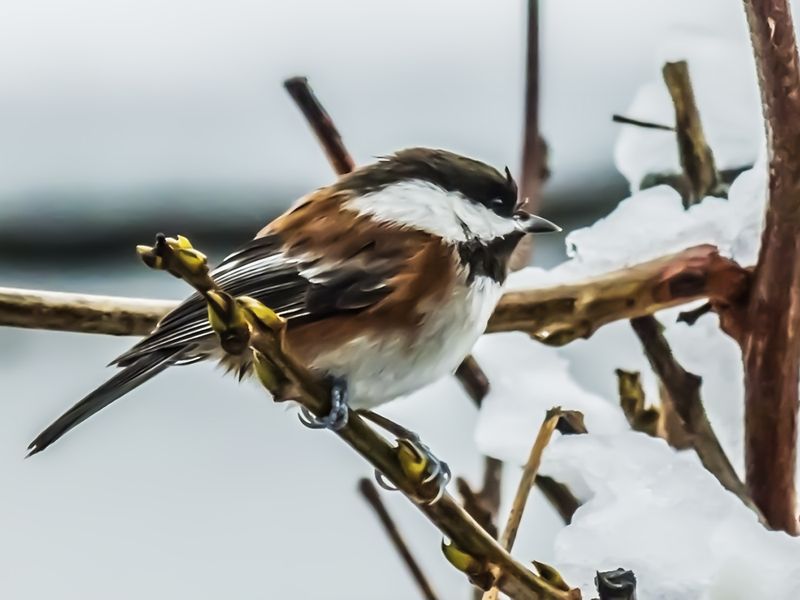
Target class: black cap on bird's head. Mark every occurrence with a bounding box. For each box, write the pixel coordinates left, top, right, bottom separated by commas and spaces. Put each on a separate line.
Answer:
336, 147, 560, 239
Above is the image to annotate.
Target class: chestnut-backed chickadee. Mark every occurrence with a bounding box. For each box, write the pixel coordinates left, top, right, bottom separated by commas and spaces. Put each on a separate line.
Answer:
28, 148, 559, 456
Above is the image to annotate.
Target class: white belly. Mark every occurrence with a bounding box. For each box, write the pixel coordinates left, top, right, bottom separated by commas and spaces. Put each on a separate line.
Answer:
309, 276, 504, 409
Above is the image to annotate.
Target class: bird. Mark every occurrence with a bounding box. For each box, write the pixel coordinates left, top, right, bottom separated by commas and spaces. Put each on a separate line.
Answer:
27, 148, 559, 460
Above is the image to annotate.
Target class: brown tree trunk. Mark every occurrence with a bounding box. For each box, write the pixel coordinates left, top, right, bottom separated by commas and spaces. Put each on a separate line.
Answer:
742, 0, 800, 534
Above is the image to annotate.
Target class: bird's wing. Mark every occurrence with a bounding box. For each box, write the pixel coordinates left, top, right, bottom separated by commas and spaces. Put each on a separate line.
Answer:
113, 234, 401, 366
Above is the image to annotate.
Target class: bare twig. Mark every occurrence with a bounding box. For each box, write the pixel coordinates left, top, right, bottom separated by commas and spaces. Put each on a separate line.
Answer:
615, 369, 660, 437
518, 0, 541, 213
284, 76, 355, 175
0, 287, 174, 336
630, 316, 763, 520
456, 355, 491, 406
456, 352, 501, 559
676, 302, 712, 325
656, 382, 693, 450
612, 114, 675, 131
510, 0, 546, 271
741, 0, 800, 534
499, 410, 561, 551
534, 476, 580, 525
482, 409, 562, 600
662, 61, 722, 207
358, 479, 440, 600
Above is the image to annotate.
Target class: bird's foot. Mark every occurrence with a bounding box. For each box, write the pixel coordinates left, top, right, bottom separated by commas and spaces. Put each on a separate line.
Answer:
298, 376, 349, 431
359, 410, 451, 504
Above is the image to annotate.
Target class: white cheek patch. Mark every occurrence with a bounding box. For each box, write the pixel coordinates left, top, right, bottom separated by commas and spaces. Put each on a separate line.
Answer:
346, 179, 517, 242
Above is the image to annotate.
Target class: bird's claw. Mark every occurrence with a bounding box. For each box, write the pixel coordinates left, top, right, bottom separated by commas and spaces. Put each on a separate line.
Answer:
298, 377, 349, 431
375, 437, 451, 505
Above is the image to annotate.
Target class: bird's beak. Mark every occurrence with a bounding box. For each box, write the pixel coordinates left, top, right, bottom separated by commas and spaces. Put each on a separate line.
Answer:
513, 211, 562, 233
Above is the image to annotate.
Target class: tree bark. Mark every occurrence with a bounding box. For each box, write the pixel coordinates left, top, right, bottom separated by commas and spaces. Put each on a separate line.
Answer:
742, 0, 800, 534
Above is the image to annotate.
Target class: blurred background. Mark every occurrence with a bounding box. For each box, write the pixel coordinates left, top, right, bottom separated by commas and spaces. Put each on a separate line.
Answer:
0, 1, 750, 598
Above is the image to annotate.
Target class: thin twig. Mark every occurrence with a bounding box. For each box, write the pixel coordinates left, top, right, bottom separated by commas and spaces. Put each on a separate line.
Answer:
676, 302, 712, 325
358, 479, 440, 600
612, 114, 675, 131
510, 0, 546, 271
534, 476, 580, 525
284, 76, 355, 175
482, 409, 562, 600
456, 355, 491, 406
456, 352, 501, 560
662, 61, 722, 207
615, 369, 660, 437
741, 0, 800, 534
630, 316, 763, 521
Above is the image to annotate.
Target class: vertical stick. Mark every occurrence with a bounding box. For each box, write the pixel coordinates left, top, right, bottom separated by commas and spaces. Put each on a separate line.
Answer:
510, 0, 545, 271
741, 0, 800, 534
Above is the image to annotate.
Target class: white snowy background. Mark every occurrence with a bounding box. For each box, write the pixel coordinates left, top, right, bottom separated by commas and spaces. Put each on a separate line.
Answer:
4, 1, 800, 599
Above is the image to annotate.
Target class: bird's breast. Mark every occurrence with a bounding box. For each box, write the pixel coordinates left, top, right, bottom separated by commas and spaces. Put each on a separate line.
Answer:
296, 273, 503, 409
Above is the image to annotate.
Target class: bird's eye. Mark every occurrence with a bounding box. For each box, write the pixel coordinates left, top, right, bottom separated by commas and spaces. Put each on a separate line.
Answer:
490, 198, 504, 208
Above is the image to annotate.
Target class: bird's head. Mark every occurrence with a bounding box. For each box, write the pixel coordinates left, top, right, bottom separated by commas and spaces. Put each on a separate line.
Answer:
338, 147, 559, 247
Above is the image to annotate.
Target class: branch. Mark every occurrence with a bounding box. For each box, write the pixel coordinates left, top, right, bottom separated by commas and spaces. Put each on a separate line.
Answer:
134, 234, 578, 600
741, 0, 800, 534
358, 479, 440, 600
612, 113, 675, 131
534, 476, 580, 525
509, 0, 546, 271
662, 61, 722, 206
487, 244, 750, 345
0, 245, 752, 346
615, 369, 660, 437
630, 316, 764, 521
456, 353, 501, 559
483, 409, 569, 600
0, 287, 174, 336
284, 76, 355, 175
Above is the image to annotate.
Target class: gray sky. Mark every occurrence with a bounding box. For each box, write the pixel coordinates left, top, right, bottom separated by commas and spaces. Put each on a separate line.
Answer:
0, 0, 734, 212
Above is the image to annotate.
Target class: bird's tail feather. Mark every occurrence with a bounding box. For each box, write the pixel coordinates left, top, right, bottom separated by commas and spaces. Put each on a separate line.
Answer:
27, 346, 192, 456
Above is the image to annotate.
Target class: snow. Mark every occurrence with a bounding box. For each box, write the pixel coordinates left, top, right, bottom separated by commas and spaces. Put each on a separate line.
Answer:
614, 30, 762, 191
542, 432, 800, 599
470, 10, 800, 600
472, 333, 628, 475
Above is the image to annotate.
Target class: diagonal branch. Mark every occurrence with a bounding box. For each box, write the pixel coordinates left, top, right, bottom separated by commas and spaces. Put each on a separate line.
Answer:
483, 409, 570, 600
358, 479, 440, 600
133, 234, 579, 600
740, 0, 800, 535
630, 316, 763, 521
284, 76, 355, 175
